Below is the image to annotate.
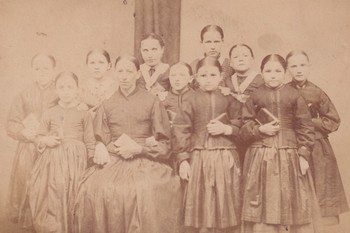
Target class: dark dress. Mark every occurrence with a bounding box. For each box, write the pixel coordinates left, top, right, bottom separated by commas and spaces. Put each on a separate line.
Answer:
172, 88, 242, 232
6, 82, 58, 228
73, 87, 181, 233
137, 63, 170, 95
28, 104, 95, 233
288, 80, 349, 218
240, 84, 321, 233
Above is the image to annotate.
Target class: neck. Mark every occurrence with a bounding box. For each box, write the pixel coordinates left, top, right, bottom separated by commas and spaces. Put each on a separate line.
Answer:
120, 85, 136, 97
58, 99, 79, 108
294, 79, 307, 87
172, 86, 188, 94
236, 69, 251, 77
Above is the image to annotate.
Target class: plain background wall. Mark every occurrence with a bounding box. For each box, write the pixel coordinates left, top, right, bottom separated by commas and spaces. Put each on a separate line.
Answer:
0, 0, 349, 232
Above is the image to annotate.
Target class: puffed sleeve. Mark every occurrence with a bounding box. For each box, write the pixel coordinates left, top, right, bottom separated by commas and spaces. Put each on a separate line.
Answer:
312, 91, 340, 135
93, 104, 111, 145
294, 95, 315, 161
6, 94, 26, 141
140, 99, 171, 160
83, 112, 96, 159
171, 98, 194, 163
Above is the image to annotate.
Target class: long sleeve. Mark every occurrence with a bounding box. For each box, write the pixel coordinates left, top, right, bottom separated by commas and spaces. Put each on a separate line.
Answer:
93, 105, 111, 145
227, 98, 243, 137
294, 96, 315, 160
140, 99, 171, 160
171, 99, 194, 163
83, 112, 96, 159
312, 91, 340, 135
6, 94, 26, 141
240, 98, 264, 143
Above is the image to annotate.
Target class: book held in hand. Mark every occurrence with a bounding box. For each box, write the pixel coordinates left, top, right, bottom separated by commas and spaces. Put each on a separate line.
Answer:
254, 107, 279, 125
114, 133, 140, 149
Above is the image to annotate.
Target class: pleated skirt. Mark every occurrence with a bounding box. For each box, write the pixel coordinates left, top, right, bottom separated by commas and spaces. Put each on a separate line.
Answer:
73, 155, 182, 233
7, 141, 37, 229
28, 139, 87, 233
183, 149, 241, 232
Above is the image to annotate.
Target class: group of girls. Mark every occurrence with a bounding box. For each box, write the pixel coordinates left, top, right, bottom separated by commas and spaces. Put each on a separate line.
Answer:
6, 24, 348, 233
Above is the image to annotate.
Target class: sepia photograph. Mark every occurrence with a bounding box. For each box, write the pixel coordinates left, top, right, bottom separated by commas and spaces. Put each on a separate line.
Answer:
0, 0, 349, 232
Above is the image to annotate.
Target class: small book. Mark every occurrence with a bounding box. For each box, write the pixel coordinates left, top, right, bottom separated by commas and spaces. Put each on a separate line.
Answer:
114, 133, 140, 148
254, 107, 279, 125
22, 113, 40, 131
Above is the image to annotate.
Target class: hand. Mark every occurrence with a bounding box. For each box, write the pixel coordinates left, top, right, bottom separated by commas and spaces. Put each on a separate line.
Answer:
219, 86, 231, 96
258, 121, 280, 136
22, 128, 36, 141
93, 143, 110, 165
115, 144, 142, 159
157, 91, 168, 101
42, 135, 61, 147
179, 160, 191, 181
207, 120, 230, 136
299, 156, 309, 175
145, 136, 158, 147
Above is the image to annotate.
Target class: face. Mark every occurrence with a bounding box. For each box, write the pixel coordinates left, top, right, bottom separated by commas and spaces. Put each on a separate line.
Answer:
287, 54, 310, 83
87, 53, 111, 80
262, 61, 285, 88
196, 65, 222, 91
169, 65, 192, 91
32, 55, 55, 86
140, 38, 164, 67
115, 59, 139, 92
201, 30, 223, 58
230, 46, 254, 74
56, 76, 78, 104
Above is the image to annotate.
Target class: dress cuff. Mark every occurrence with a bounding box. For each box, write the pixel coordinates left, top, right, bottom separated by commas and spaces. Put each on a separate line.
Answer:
298, 146, 311, 161
175, 152, 190, 163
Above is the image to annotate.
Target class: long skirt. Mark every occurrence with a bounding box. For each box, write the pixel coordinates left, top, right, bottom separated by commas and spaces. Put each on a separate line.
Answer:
242, 146, 322, 233
73, 155, 182, 233
28, 139, 87, 233
310, 138, 349, 217
7, 141, 37, 229
183, 149, 241, 233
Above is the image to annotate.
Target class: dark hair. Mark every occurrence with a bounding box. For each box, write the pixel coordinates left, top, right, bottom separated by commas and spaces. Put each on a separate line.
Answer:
55, 71, 79, 87
141, 33, 165, 48
115, 55, 140, 71
260, 54, 287, 72
31, 53, 56, 68
285, 50, 310, 66
200, 25, 224, 41
171, 62, 193, 76
86, 49, 111, 64
196, 57, 222, 73
229, 43, 254, 58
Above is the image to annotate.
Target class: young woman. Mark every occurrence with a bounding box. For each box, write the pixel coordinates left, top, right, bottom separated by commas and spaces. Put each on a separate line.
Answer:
172, 57, 242, 233
6, 53, 58, 229
286, 50, 349, 225
138, 33, 170, 97
240, 54, 321, 233
28, 72, 95, 233
73, 55, 181, 233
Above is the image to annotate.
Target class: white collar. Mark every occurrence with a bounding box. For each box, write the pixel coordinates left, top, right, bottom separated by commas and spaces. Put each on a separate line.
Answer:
140, 63, 169, 90
231, 70, 259, 94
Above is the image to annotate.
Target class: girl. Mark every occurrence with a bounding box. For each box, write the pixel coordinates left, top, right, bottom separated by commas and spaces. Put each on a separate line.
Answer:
172, 57, 242, 233
240, 54, 320, 233
224, 44, 264, 102
80, 49, 116, 114
73, 55, 181, 233
6, 53, 58, 229
28, 72, 96, 233
190, 25, 234, 89
161, 62, 195, 121
138, 33, 170, 97
286, 50, 349, 224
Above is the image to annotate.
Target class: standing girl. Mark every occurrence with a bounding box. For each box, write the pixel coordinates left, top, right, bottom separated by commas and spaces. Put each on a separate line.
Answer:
73, 55, 181, 233
241, 54, 320, 233
161, 62, 194, 121
28, 72, 96, 233
6, 54, 58, 229
286, 50, 349, 224
172, 57, 242, 233
138, 33, 170, 97
80, 49, 116, 114
190, 25, 234, 89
